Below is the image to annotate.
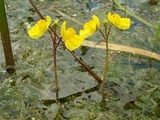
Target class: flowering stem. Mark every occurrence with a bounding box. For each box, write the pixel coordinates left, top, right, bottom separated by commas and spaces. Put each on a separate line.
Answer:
56, 37, 62, 48
100, 25, 112, 98
28, 0, 60, 102
0, 0, 15, 73
103, 25, 112, 82
49, 29, 59, 100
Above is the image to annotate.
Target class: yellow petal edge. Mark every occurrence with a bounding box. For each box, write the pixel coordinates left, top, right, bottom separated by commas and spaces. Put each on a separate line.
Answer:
107, 12, 131, 30
80, 15, 100, 39
28, 15, 51, 39
61, 21, 83, 51
61, 15, 100, 51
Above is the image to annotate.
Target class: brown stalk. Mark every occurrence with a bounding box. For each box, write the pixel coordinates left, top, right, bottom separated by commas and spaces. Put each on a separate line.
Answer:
0, 0, 15, 73
28, 0, 44, 19
98, 29, 106, 40
48, 29, 59, 100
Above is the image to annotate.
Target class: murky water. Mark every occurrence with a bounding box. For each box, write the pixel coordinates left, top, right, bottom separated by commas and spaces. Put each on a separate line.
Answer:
0, 0, 160, 119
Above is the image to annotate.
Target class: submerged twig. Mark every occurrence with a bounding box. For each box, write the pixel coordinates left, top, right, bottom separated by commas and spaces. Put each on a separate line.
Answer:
82, 40, 160, 61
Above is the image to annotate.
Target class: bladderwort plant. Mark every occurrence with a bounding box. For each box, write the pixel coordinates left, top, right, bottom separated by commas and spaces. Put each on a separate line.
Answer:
27, 0, 131, 104
100, 12, 131, 101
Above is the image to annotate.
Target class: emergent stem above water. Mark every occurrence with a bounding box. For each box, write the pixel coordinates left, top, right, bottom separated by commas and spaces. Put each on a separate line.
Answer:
0, 0, 15, 73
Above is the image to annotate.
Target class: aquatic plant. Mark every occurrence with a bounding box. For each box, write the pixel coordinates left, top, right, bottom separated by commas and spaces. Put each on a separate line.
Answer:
27, 0, 103, 102
100, 11, 131, 100
27, 0, 132, 105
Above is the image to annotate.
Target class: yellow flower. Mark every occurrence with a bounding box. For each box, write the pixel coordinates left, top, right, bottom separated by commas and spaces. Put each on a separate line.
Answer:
28, 16, 51, 38
61, 21, 84, 51
80, 15, 100, 39
61, 15, 100, 51
107, 12, 131, 30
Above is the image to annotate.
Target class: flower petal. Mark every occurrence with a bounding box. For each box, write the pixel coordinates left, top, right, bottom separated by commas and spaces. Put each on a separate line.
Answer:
28, 25, 44, 38
46, 15, 51, 29
36, 20, 48, 32
65, 35, 83, 51
107, 12, 131, 30
117, 18, 131, 30
65, 28, 76, 40
61, 21, 84, 51
108, 12, 121, 26
61, 21, 67, 39
28, 15, 51, 39
79, 28, 92, 39
92, 15, 100, 28
80, 15, 100, 39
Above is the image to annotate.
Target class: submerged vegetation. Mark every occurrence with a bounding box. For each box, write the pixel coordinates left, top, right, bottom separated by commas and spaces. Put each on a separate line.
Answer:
0, 0, 160, 119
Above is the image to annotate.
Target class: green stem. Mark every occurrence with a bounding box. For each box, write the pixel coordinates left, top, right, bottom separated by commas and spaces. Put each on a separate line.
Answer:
0, 0, 15, 73
103, 25, 112, 81
100, 25, 112, 101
